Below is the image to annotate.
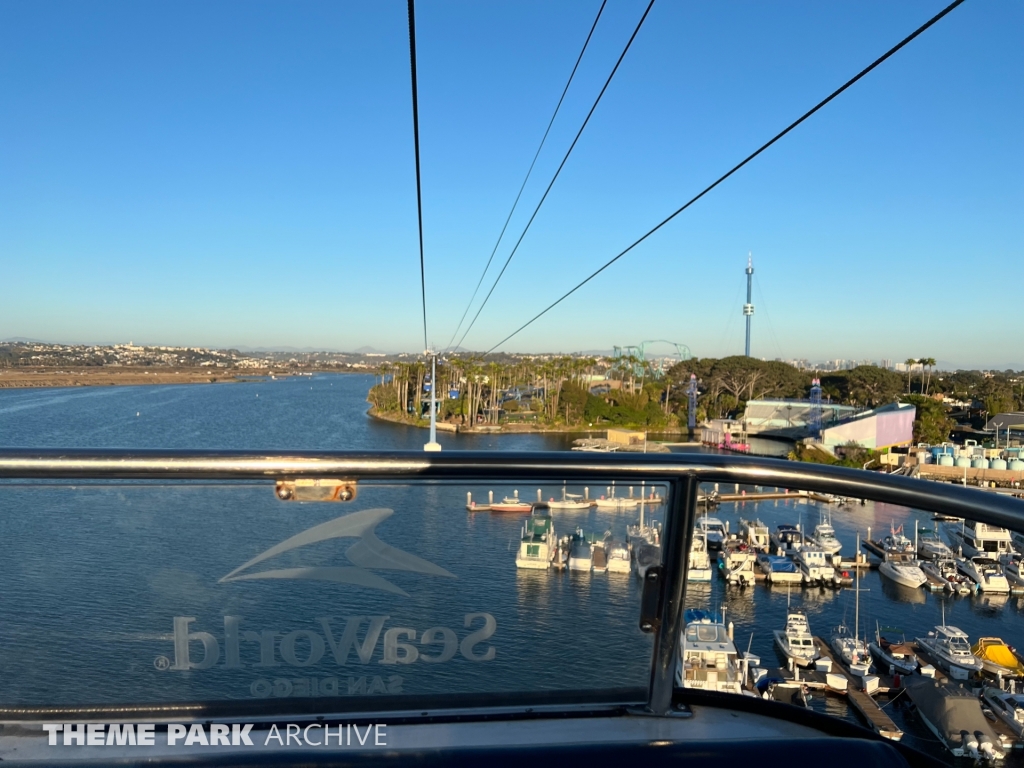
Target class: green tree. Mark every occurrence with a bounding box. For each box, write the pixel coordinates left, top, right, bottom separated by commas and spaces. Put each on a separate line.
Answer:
902, 395, 954, 445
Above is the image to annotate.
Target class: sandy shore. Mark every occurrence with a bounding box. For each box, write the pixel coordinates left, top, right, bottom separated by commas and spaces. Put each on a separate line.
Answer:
0, 368, 288, 389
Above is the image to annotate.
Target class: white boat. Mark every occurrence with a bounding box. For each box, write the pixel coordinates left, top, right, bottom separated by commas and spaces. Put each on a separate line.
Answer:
1003, 555, 1024, 588
697, 516, 726, 550
917, 622, 984, 678
878, 554, 927, 589
603, 536, 632, 574
809, 515, 842, 556
738, 517, 770, 552
981, 687, 1024, 740
795, 546, 836, 586
593, 481, 638, 510
676, 609, 749, 695
957, 555, 1010, 593
769, 524, 803, 557
514, 514, 556, 570
918, 526, 954, 560
972, 637, 1024, 679
829, 563, 871, 672
687, 529, 713, 582
921, 558, 974, 594
546, 488, 591, 510
757, 553, 802, 584
947, 519, 1017, 559
717, 542, 756, 586
773, 603, 819, 668
904, 677, 1005, 762
568, 529, 593, 572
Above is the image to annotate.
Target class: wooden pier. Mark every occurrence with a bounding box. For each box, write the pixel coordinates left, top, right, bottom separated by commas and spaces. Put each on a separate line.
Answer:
814, 638, 903, 741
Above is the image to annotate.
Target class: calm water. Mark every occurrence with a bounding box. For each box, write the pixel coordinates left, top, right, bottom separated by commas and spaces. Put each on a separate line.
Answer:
0, 374, 1021, 764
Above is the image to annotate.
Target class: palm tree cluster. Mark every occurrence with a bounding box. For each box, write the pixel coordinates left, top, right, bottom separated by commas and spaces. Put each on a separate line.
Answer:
904, 357, 937, 395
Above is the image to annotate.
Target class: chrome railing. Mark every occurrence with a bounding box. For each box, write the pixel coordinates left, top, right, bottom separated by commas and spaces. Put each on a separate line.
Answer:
1, 449, 1022, 718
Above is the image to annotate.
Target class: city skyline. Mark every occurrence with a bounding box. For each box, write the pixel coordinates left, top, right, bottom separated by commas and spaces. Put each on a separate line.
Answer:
2, 1, 1021, 367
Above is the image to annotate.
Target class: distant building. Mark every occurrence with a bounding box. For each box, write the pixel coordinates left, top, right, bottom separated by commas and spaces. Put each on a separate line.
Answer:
820, 402, 915, 451
984, 412, 1024, 441
743, 399, 859, 436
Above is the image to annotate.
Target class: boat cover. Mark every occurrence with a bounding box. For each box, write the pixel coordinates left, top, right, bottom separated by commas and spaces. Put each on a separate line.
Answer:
904, 677, 999, 746
972, 637, 1024, 677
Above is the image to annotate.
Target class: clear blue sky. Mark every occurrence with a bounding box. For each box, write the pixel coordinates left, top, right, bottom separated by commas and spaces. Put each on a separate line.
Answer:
1, 1, 1021, 368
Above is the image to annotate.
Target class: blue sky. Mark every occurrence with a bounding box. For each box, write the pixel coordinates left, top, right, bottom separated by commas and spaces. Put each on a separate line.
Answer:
1, 0, 1021, 368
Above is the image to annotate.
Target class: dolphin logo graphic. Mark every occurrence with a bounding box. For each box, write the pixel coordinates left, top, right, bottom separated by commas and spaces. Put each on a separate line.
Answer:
220, 507, 455, 596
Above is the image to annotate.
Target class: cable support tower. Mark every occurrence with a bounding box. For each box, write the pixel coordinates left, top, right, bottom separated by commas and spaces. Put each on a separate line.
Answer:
483, 0, 965, 353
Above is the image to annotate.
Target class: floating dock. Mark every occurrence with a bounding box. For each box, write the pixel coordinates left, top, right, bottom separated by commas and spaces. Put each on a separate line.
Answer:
814, 638, 903, 741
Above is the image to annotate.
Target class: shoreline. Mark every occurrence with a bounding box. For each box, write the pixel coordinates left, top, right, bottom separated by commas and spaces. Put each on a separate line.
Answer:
366, 406, 690, 437
0, 367, 303, 389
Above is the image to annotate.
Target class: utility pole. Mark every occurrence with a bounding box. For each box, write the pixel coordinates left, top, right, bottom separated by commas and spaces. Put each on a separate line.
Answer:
687, 373, 698, 439
743, 253, 754, 357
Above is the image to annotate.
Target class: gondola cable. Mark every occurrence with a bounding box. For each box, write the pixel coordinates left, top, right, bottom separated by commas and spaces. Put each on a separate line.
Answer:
451, 0, 656, 354
407, 0, 429, 351
485, 0, 967, 353
442, 0, 608, 356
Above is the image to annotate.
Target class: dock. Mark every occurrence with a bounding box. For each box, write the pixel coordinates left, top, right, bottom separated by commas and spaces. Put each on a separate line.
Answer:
814, 638, 903, 741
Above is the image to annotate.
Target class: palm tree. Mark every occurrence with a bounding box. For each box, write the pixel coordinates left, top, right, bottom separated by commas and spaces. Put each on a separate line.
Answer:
904, 359, 917, 393
921, 357, 936, 395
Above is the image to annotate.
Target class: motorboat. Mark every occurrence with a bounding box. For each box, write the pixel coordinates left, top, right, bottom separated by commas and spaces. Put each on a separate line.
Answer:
903, 676, 1005, 762
809, 516, 842, 556
491, 497, 534, 513
981, 687, 1024, 740
972, 637, 1024, 679
868, 625, 918, 676
920, 557, 974, 594
676, 609, 749, 695
769, 524, 803, 557
687, 529, 712, 582
794, 546, 836, 586
917, 526, 954, 560
917, 623, 984, 679
773, 609, 819, 668
568, 528, 593, 572
717, 541, 756, 586
603, 535, 632, 574
957, 555, 1010, 593
882, 522, 915, 560
515, 514, 556, 570
697, 516, 726, 550
1003, 555, 1024, 588
946, 519, 1018, 559
757, 553, 802, 584
878, 554, 926, 589
738, 517, 770, 552
635, 542, 661, 579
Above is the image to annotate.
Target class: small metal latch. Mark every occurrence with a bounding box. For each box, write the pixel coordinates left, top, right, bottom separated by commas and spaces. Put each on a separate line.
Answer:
275, 479, 357, 502
638, 565, 664, 633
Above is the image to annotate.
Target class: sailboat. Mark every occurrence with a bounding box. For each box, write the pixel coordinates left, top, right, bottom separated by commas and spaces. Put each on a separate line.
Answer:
547, 481, 591, 511
594, 480, 638, 510
829, 533, 872, 673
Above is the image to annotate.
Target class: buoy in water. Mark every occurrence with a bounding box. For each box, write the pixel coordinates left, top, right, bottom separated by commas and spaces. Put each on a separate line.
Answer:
136, 412, 140, 417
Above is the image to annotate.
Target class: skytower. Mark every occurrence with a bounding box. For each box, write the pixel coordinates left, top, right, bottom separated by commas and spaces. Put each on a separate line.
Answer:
743, 254, 754, 357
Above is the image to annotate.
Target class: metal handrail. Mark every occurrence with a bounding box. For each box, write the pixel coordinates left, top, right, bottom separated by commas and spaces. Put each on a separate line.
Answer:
0, 449, 1021, 718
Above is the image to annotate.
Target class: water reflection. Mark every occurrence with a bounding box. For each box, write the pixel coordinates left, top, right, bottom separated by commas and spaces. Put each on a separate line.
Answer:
879, 575, 928, 605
